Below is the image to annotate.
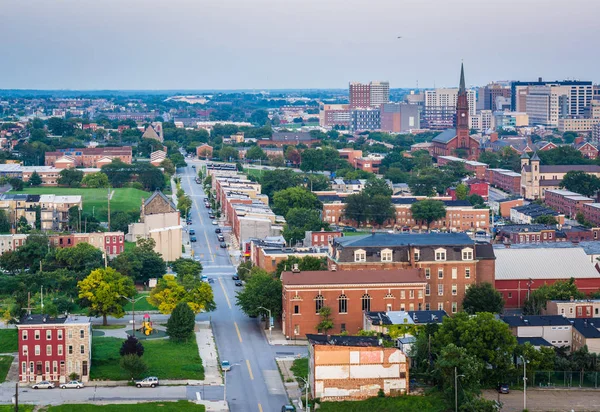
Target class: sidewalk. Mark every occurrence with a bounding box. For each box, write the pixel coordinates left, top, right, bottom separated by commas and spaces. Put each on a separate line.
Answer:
276, 358, 304, 411
260, 321, 308, 346
195, 321, 223, 386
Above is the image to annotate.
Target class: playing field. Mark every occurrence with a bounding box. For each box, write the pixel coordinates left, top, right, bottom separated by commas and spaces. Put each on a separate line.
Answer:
20, 187, 151, 221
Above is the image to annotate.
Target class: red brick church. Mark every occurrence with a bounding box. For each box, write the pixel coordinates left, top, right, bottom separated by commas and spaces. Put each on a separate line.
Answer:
431, 64, 480, 160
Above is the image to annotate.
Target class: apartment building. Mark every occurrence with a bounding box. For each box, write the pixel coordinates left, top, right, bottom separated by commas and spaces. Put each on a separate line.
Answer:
0, 234, 27, 255
49, 232, 125, 257
379, 102, 420, 133
150, 150, 166, 167
486, 168, 522, 194
349, 81, 389, 109
511, 80, 592, 114
319, 104, 352, 128
544, 299, 600, 319
17, 314, 92, 383
502, 315, 572, 348
251, 244, 328, 273
423, 88, 476, 129
304, 230, 343, 247
45, 147, 132, 168
544, 189, 594, 218
493, 111, 529, 129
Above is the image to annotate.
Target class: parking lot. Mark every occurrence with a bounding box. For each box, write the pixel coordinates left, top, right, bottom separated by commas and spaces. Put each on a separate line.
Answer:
483, 389, 600, 411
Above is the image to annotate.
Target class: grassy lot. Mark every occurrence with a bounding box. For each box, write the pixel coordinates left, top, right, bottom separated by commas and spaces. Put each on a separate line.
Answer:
91, 336, 204, 380
20, 187, 151, 221
290, 358, 308, 383
0, 406, 34, 412
0, 329, 17, 353
244, 168, 265, 180
342, 231, 371, 237
318, 394, 448, 412
123, 292, 158, 312
124, 241, 136, 253
42, 401, 205, 412
0, 355, 13, 383
92, 325, 125, 330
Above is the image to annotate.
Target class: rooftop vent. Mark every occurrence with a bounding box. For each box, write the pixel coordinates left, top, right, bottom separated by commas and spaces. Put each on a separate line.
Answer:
292, 264, 300, 273
330, 264, 337, 272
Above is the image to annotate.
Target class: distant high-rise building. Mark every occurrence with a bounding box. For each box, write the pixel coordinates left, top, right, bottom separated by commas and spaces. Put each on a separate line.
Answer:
478, 83, 511, 111
526, 85, 573, 127
423, 87, 476, 130
349, 81, 389, 109
350, 108, 380, 131
511, 79, 592, 114
380, 103, 420, 133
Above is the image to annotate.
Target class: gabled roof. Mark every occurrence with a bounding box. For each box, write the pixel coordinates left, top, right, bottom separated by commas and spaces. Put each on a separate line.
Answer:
142, 125, 161, 141
572, 318, 600, 339
144, 190, 176, 213
333, 232, 475, 248
503, 315, 571, 328
432, 128, 457, 144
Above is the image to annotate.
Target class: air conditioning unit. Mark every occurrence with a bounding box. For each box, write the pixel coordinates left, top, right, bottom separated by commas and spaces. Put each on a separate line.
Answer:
292, 264, 300, 273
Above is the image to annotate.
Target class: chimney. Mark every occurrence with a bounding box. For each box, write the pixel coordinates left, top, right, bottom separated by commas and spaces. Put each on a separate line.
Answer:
292, 263, 300, 273
490, 132, 499, 143
538, 77, 543, 82
570, 296, 574, 302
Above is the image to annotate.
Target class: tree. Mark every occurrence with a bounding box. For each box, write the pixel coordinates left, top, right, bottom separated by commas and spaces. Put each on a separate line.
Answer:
58, 169, 84, 187
434, 344, 484, 404
560, 170, 600, 197
467, 194, 485, 207
218, 146, 238, 161
120, 335, 144, 357
81, 172, 109, 188
17, 216, 30, 234
249, 109, 269, 126
120, 354, 148, 380
260, 169, 303, 199
369, 195, 396, 226
110, 211, 138, 234
300, 148, 325, 172
55, 243, 103, 274
148, 274, 215, 314
272, 187, 321, 217
462, 282, 504, 314
534, 215, 558, 225
410, 199, 447, 230
111, 238, 166, 283
9, 177, 23, 191
29, 171, 42, 186
171, 258, 203, 279
0, 210, 10, 233
283, 208, 327, 245
524, 278, 585, 315
343, 193, 370, 227
246, 146, 268, 161
285, 146, 301, 165
408, 170, 441, 196
166, 301, 196, 342
364, 178, 392, 197
455, 183, 469, 200
269, 155, 285, 167
77, 267, 136, 326
235, 271, 282, 317
274, 256, 327, 276
316, 306, 334, 333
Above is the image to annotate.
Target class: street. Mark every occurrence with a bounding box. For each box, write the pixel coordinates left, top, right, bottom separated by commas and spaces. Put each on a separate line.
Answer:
181, 160, 298, 412
483, 389, 600, 411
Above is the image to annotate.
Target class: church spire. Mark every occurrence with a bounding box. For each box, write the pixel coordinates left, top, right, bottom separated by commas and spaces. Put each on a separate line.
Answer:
459, 62, 466, 94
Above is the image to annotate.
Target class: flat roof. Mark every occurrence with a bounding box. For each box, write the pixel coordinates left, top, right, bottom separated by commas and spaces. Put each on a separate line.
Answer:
282, 269, 423, 286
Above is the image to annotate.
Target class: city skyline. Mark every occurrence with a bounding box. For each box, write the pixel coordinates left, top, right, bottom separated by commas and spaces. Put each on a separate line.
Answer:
0, 0, 599, 90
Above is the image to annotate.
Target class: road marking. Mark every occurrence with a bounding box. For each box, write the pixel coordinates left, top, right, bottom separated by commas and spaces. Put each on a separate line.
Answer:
186, 173, 214, 262
218, 277, 232, 309
246, 359, 254, 380
235, 322, 243, 343
258, 404, 263, 412
196, 391, 201, 401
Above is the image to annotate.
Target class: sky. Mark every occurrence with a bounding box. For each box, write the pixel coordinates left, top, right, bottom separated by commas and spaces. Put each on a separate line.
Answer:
0, 0, 599, 90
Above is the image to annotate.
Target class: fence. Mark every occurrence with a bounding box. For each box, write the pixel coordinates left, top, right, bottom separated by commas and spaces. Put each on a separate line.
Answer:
506, 371, 600, 389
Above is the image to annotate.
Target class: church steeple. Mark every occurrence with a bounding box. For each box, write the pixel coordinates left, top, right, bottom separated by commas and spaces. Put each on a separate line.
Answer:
456, 63, 469, 131
459, 62, 466, 94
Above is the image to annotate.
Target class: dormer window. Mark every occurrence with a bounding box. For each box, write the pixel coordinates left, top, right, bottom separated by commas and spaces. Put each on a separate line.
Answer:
381, 249, 393, 262
354, 249, 366, 262
414, 249, 420, 261
462, 248, 473, 261
435, 248, 446, 261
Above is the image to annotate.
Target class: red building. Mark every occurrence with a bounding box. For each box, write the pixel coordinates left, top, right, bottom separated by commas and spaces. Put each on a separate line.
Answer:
544, 189, 593, 219
431, 64, 480, 160
447, 178, 489, 200
17, 314, 92, 384
576, 142, 599, 160
485, 168, 522, 194
305, 230, 343, 247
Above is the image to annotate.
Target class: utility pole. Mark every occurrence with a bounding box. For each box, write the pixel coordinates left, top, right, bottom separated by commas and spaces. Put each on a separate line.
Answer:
40, 286, 43, 312
455, 367, 464, 412
107, 186, 111, 231
14, 382, 18, 412
520, 356, 528, 411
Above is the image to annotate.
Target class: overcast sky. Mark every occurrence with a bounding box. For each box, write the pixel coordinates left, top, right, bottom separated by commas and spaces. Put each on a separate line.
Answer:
1, 0, 598, 90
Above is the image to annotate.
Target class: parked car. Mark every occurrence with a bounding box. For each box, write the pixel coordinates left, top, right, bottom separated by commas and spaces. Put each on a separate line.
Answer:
187, 220, 192, 225
205, 203, 211, 208
208, 214, 215, 219
281, 406, 295, 412
219, 242, 227, 248
342, 226, 357, 232
192, 165, 196, 169
204, 197, 209, 202
217, 235, 225, 242
136, 376, 160, 388
60, 381, 84, 389
497, 383, 509, 394
221, 360, 231, 371
190, 236, 197, 242
212, 221, 218, 225
215, 228, 221, 234
32, 381, 55, 389
235, 280, 243, 287
189, 229, 195, 235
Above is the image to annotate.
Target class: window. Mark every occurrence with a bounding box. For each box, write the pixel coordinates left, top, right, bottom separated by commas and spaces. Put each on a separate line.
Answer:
338, 294, 348, 314
409, 290, 414, 299
315, 295, 324, 314
414, 249, 420, 261
400, 290, 405, 299
381, 249, 393, 262
294, 305, 299, 314
80, 345, 85, 354
462, 248, 473, 260
361, 294, 371, 311
438, 268, 443, 279
425, 303, 430, 311
30, 362, 34, 374
45, 362, 50, 374
435, 248, 446, 261
465, 284, 470, 293
341, 323, 346, 333
452, 302, 458, 313
53, 361, 57, 374
21, 362, 26, 374
22, 345, 28, 356
452, 284, 457, 296
35, 330, 40, 340
354, 249, 366, 262
58, 345, 63, 356
68, 345, 73, 355
35, 345, 40, 356
425, 268, 430, 279
57, 330, 63, 340
46, 330, 52, 340
22, 330, 27, 341
80, 329, 85, 339
508, 292, 512, 299
438, 302, 444, 311
465, 268, 471, 279
68, 329, 72, 339
425, 284, 430, 296
438, 284, 444, 296
452, 267, 457, 279
418, 290, 423, 298
46, 345, 52, 356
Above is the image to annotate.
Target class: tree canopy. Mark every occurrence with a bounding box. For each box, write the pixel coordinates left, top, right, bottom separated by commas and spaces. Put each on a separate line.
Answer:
148, 274, 215, 314
235, 271, 282, 317
462, 282, 505, 314
410, 199, 447, 230
560, 170, 600, 197
272, 187, 321, 217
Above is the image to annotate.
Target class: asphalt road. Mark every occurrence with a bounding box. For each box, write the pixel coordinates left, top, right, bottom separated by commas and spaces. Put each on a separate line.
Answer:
181, 160, 292, 412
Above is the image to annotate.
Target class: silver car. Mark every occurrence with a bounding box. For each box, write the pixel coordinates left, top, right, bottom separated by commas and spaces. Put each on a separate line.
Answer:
32, 381, 55, 389
60, 380, 84, 389
135, 376, 159, 388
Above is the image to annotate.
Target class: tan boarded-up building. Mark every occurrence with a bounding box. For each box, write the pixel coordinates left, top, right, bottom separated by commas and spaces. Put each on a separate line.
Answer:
308, 334, 409, 401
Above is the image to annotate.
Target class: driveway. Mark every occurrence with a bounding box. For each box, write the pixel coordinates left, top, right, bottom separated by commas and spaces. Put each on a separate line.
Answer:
483, 389, 600, 411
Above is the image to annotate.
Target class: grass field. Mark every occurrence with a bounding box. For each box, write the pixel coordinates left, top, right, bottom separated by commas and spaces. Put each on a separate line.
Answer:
90, 336, 204, 380
318, 394, 448, 412
244, 168, 265, 180
123, 292, 158, 312
20, 187, 151, 221
42, 401, 205, 412
0, 329, 17, 353
92, 325, 125, 330
0, 355, 13, 383
290, 358, 308, 383
0, 406, 34, 412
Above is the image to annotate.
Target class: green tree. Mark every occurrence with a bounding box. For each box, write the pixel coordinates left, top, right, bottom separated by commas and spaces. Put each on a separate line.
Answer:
218, 146, 239, 161
410, 199, 447, 230
274, 256, 327, 276
283, 208, 327, 245
534, 215, 558, 225
77, 267, 136, 326
455, 183, 469, 200
364, 178, 393, 197
560, 170, 600, 197
343, 193, 370, 227
160, 158, 176, 176
58, 168, 84, 187
120, 335, 144, 357
111, 238, 166, 283
81, 172, 109, 188
408, 169, 442, 196
384, 167, 410, 184
235, 271, 282, 317
120, 354, 148, 380
0, 210, 10, 233
462, 282, 504, 314
434, 344, 483, 404
9, 177, 23, 191
369, 195, 396, 226
300, 148, 325, 172
29, 171, 42, 186
260, 169, 303, 199
249, 109, 269, 126
148, 274, 215, 314
55, 243, 104, 274
17, 216, 30, 234
166, 301, 196, 342
272, 187, 321, 217
524, 278, 585, 315
246, 146, 268, 161
467, 194, 485, 207
316, 306, 334, 333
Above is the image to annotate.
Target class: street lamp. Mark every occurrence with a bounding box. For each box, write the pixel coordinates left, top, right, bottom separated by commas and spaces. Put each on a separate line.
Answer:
455, 367, 465, 412
257, 306, 272, 341
298, 375, 310, 412
119, 295, 146, 337
519, 355, 529, 411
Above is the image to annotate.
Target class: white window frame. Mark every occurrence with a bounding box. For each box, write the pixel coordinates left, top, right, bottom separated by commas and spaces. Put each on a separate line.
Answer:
462, 248, 473, 261
438, 284, 444, 296
465, 268, 471, 278
452, 284, 458, 296
354, 249, 366, 262
413, 248, 420, 261
435, 248, 447, 261
381, 248, 393, 262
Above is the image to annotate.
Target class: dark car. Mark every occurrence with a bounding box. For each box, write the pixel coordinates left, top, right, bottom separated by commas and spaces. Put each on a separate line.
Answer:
281, 406, 295, 412
217, 235, 225, 242
342, 226, 357, 232
209, 214, 215, 219
219, 242, 227, 248
232, 275, 239, 280
235, 280, 243, 287
189, 229, 195, 235
204, 197, 209, 202
497, 384, 509, 394
190, 236, 197, 242
215, 228, 221, 234
187, 220, 192, 225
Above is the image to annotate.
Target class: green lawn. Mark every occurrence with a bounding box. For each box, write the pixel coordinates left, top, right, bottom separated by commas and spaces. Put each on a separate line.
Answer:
244, 168, 265, 180
290, 358, 308, 383
318, 395, 448, 412
44, 401, 205, 412
92, 325, 125, 330
90, 336, 204, 380
342, 231, 371, 237
123, 292, 158, 312
124, 241, 136, 253
0, 406, 34, 412
0, 329, 17, 353
0, 355, 13, 383
20, 187, 151, 221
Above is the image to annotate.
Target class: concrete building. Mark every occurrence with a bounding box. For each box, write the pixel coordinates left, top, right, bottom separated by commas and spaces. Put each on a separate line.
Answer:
469, 110, 493, 132
150, 150, 166, 167
308, 334, 409, 401
502, 315, 572, 348
511, 80, 593, 114
479, 83, 512, 111
423, 85, 476, 130
17, 314, 92, 383
251, 244, 328, 273
558, 118, 600, 133
572, 318, 600, 353
509, 203, 561, 225
379, 103, 420, 133
319, 104, 351, 129
350, 108, 380, 131
349, 81, 389, 109
526, 85, 571, 127
437, 156, 488, 180
493, 111, 530, 129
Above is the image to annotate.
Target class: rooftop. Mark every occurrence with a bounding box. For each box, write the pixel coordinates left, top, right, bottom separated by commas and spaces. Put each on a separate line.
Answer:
516, 337, 553, 347
572, 318, 600, 339
281, 269, 423, 286
306, 334, 382, 347
432, 128, 457, 143
333, 232, 476, 248
502, 315, 572, 327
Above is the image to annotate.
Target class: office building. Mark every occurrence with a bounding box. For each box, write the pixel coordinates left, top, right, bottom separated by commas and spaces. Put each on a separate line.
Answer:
349, 81, 389, 109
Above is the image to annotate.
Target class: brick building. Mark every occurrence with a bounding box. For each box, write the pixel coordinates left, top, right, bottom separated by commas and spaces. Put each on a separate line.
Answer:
544, 189, 594, 219
304, 230, 343, 247
437, 156, 488, 180
446, 179, 489, 201
486, 168, 522, 194
326, 233, 495, 314
543, 299, 600, 318
252, 245, 328, 273
48, 232, 125, 257
582, 203, 600, 227
45, 147, 132, 168
17, 314, 92, 384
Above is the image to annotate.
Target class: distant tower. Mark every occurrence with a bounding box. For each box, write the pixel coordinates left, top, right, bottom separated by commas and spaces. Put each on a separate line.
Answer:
455, 63, 475, 158
520, 151, 530, 169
